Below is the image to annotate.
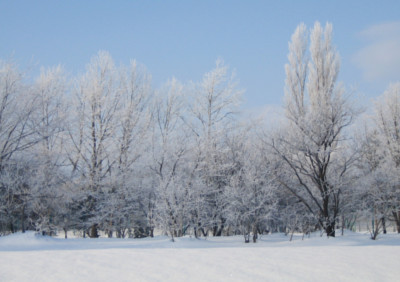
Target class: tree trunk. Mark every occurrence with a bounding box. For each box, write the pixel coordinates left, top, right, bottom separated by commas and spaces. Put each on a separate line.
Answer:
89, 224, 99, 238
215, 225, 224, 237
370, 217, 381, 240
341, 214, 345, 236
393, 211, 400, 233
252, 224, 258, 243
326, 222, 335, 237
21, 205, 25, 233
215, 218, 225, 236
212, 224, 218, 236
9, 221, 15, 233
199, 227, 207, 237
290, 229, 294, 241
244, 233, 250, 243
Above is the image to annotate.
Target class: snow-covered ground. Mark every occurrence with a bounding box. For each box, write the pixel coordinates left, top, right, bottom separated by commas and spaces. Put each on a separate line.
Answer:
0, 231, 399, 282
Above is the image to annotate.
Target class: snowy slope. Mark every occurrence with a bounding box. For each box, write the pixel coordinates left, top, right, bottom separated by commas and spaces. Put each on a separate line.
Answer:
0, 231, 399, 281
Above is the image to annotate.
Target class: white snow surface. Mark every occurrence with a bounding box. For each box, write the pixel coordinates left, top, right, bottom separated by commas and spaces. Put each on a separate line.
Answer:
0, 231, 399, 282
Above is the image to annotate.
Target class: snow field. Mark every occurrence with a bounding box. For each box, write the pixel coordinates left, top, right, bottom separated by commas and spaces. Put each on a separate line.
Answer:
0, 231, 399, 282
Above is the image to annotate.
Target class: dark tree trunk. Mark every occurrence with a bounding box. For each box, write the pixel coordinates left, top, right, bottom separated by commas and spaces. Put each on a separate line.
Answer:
134, 227, 147, 238
252, 225, 258, 243
199, 227, 207, 237
321, 193, 336, 237
212, 224, 218, 236
326, 222, 335, 237
370, 217, 381, 240
9, 221, 15, 233
382, 217, 387, 234
89, 224, 99, 238
194, 227, 197, 238
393, 211, 400, 233
214, 218, 225, 236
21, 205, 25, 233
215, 225, 224, 237
341, 215, 345, 236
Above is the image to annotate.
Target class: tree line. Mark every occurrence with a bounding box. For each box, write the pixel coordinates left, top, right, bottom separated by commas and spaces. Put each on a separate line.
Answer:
0, 22, 399, 241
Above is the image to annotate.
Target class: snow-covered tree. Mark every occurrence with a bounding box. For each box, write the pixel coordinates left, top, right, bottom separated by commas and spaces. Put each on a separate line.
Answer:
270, 22, 357, 237
102, 61, 153, 238
0, 60, 43, 233
223, 126, 277, 242
150, 78, 192, 241
67, 51, 121, 237
0, 60, 39, 169
360, 83, 400, 234
28, 66, 69, 235
189, 59, 243, 236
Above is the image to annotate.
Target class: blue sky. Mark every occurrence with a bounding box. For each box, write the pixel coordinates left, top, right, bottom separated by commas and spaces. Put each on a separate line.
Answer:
1, 0, 399, 110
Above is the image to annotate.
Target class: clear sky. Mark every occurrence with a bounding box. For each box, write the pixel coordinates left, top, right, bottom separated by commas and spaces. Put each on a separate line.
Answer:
1, 0, 399, 110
